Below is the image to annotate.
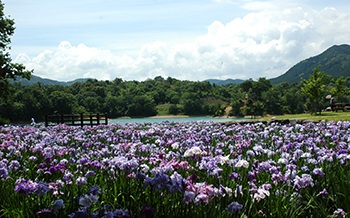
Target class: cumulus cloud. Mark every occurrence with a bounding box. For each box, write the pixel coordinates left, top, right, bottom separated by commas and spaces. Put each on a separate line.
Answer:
15, 7, 350, 82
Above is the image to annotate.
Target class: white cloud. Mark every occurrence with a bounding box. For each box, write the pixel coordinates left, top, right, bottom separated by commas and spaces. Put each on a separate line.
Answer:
15, 7, 350, 82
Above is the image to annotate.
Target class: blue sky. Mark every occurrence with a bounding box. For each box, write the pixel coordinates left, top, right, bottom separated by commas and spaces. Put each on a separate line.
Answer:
3, 0, 350, 82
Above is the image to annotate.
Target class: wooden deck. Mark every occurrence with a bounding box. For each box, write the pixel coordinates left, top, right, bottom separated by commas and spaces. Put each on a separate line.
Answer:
45, 113, 108, 127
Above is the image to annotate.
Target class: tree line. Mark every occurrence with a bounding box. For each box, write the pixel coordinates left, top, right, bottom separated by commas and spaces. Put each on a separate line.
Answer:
1, 70, 350, 124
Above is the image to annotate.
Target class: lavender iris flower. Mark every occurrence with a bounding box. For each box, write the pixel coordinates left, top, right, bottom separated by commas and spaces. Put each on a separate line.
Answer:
68, 207, 89, 218
0, 167, 8, 179
183, 191, 196, 203
79, 194, 99, 207
333, 208, 346, 218
34, 181, 50, 197
293, 174, 314, 190
227, 201, 243, 214
76, 176, 87, 186
52, 199, 64, 214
14, 179, 35, 196
312, 167, 325, 177
113, 209, 130, 218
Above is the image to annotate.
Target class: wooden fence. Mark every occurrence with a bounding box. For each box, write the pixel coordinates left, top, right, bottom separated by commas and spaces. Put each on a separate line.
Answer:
45, 113, 108, 127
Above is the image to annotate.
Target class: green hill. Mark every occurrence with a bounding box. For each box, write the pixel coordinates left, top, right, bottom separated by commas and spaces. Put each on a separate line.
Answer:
205, 78, 244, 85
11, 75, 91, 86
270, 44, 350, 84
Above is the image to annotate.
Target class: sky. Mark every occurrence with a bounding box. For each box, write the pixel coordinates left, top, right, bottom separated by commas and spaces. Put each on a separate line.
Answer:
3, 0, 350, 82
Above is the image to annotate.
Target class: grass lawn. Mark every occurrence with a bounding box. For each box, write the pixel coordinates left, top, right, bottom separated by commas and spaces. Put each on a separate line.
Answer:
262, 111, 350, 122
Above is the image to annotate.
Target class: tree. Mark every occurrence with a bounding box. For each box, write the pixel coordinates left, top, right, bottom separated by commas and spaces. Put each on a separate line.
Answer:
12, 83, 51, 121
126, 95, 157, 117
330, 77, 350, 103
181, 92, 203, 115
252, 78, 272, 101
262, 87, 284, 115
0, 1, 32, 99
301, 67, 329, 115
49, 91, 76, 114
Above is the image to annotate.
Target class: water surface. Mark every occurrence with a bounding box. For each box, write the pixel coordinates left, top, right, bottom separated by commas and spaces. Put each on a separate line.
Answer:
109, 116, 247, 125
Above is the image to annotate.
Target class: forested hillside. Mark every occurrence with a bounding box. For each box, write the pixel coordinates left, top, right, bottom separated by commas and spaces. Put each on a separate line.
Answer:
1, 71, 350, 124
271, 44, 350, 84
11, 75, 90, 86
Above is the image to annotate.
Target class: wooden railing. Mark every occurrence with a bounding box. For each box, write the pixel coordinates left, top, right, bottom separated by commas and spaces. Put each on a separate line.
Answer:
45, 113, 108, 127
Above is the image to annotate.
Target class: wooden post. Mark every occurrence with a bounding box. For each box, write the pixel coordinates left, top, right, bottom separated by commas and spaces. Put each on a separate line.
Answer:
80, 113, 84, 127
90, 114, 93, 127
105, 113, 108, 125
72, 114, 75, 125
60, 114, 64, 124
45, 115, 48, 127
97, 114, 100, 125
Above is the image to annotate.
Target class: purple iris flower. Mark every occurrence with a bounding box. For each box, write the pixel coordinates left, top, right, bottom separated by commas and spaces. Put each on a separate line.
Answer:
194, 193, 209, 204
28, 156, 38, 162
48, 165, 59, 174
183, 191, 196, 204
293, 174, 314, 190
79, 193, 99, 208
333, 208, 346, 218
318, 188, 328, 197
113, 209, 130, 218
301, 166, 309, 172
145, 171, 170, 191
76, 176, 87, 186
14, 179, 36, 196
77, 157, 89, 165
0, 167, 8, 179
84, 170, 96, 178
36, 208, 52, 216
63, 171, 74, 183
68, 207, 89, 218
8, 160, 20, 171
169, 172, 184, 193
34, 181, 50, 197
227, 201, 243, 214
88, 184, 101, 195
52, 199, 64, 214
229, 172, 241, 180
312, 167, 325, 177
90, 160, 102, 169
135, 171, 147, 181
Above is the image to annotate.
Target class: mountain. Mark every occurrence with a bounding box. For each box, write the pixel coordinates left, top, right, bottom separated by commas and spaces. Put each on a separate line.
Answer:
205, 78, 244, 85
14, 74, 245, 87
270, 44, 350, 84
11, 44, 350, 86
11, 75, 91, 86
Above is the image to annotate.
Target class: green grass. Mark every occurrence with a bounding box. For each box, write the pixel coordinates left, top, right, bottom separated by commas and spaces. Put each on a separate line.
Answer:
156, 104, 171, 116
262, 111, 350, 122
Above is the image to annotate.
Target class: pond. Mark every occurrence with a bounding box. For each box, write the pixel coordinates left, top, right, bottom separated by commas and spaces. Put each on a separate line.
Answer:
109, 116, 248, 125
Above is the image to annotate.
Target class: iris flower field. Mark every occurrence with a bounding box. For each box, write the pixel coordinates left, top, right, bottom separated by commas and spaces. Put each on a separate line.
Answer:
0, 120, 349, 217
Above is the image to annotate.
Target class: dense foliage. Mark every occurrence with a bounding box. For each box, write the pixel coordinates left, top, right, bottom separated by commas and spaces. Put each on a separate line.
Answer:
1, 72, 350, 124
0, 121, 350, 217
0, 0, 32, 124
270, 44, 350, 84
